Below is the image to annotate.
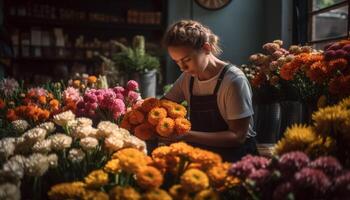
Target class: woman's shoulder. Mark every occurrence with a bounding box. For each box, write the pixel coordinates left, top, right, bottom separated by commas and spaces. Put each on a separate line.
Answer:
224, 64, 247, 82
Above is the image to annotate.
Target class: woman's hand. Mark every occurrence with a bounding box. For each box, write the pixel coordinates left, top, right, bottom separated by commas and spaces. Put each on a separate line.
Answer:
157, 134, 187, 145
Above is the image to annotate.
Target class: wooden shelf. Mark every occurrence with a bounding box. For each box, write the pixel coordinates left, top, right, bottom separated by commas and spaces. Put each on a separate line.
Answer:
12, 57, 98, 62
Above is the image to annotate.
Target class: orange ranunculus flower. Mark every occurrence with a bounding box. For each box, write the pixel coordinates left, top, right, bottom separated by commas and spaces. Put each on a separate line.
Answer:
280, 62, 299, 80
141, 98, 160, 113
160, 99, 176, 110
0, 99, 5, 109
73, 80, 81, 88
306, 61, 328, 83
174, 118, 191, 135
168, 104, 187, 119
6, 109, 18, 121
38, 95, 47, 104
156, 118, 175, 137
148, 107, 167, 126
88, 76, 97, 84
47, 93, 54, 100
38, 110, 50, 121
134, 122, 154, 141
49, 99, 60, 109
136, 166, 163, 190
128, 110, 145, 125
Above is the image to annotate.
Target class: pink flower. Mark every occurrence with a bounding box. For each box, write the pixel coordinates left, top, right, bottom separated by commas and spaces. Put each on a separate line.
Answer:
115, 93, 124, 100
126, 80, 139, 91
63, 87, 81, 102
28, 87, 48, 97
309, 156, 343, 177
272, 182, 294, 200
0, 78, 19, 97
126, 90, 140, 104
113, 86, 125, 94
333, 171, 350, 199
248, 169, 271, 185
278, 151, 310, 178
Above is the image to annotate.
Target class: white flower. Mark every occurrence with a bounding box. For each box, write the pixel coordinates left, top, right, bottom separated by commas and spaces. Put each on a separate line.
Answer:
24, 153, 49, 176
23, 127, 47, 143
124, 135, 147, 154
0, 78, 19, 97
11, 120, 29, 133
72, 126, 98, 139
0, 183, 21, 200
97, 121, 119, 138
47, 154, 58, 168
53, 110, 75, 127
68, 148, 85, 163
13, 137, 33, 154
80, 137, 98, 151
36, 122, 56, 134
0, 138, 15, 160
32, 139, 52, 154
49, 133, 72, 151
76, 117, 93, 127
104, 136, 124, 152
1, 155, 27, 182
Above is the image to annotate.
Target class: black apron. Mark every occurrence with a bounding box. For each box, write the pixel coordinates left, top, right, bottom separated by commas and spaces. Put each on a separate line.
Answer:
188, 64, 258, 162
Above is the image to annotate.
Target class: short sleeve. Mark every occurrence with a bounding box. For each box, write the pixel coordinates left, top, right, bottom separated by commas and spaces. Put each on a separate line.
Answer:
164, 73, 185, 103
224, 75, 254, 120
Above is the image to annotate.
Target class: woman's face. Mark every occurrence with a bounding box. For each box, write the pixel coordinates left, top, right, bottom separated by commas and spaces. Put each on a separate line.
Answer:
168, 46, 209, 77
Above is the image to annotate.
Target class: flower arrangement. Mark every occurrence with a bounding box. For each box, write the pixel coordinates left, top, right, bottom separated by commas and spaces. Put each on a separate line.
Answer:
120, 98, 191, 140
0, 110, 146, 200
48, 142, 237, 200
68, 73, 108, 93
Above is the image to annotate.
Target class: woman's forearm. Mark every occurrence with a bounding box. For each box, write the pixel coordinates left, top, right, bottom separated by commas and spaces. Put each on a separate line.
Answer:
183, 130, 246, 148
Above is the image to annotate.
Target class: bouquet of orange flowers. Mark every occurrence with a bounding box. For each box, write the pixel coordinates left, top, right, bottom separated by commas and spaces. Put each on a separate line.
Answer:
120, 98, 191, 140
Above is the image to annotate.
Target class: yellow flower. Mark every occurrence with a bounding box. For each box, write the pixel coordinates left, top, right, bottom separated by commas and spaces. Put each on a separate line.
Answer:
88, 76, 97, 84
136, 166, 163, 189
143, 188, 172, 200
168, 185, 191, 200
206, 163, 230, 187
169, 142, 194, 158
190, 148, 222, 169
156, 117, 175, 137
84, 170, 108, 188
274, 124, 317, 155
194, 189, 220, 200
148, 107, 167, 126
338, 96, 350, 110
168, 103, 187, 119
104, 159, 120, 174
306, 136, 335, 158
112, 148, 148, 173
82, 190, 109, 200
48, 182, 86, 200
109, 186, 141, 200
312, 105, 350, 137
180, 169, 209, 193
223, 175, 241, 190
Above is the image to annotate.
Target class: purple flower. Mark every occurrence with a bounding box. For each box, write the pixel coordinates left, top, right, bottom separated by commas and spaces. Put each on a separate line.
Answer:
242, 155, 270, 169
248, 169, 271, 186
126, 80, 139, 91
342, 44, 350, 52
229, 155, 270, 179
272, 182, 294, 200
0, 78, 19, 97
309, 156, 343, 177
293, 167, 331, 198
335, 49, 348, 58
324, 50, 337, 60
278, 151, 310, 177
332, 171, 350, 199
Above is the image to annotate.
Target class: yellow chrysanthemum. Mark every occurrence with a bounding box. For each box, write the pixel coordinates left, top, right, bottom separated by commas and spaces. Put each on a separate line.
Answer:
143, 188, 172, 200
274, 124, 318, 155
169, 142, 194, 158
112, 148, 148, 173
206, 162, 230, 187
338, 96, 350, 110
82, 190, 109, 200
223, 175, 241, 190
109, 186, 141, 200
305, 136, 335, 158
48, 182, 86, 200
136, 166, 163, 189
190, 148, 222, 169
180, 169, 209, 193
312, 105, 350, 137
104, 159, 120, 174
194, 189, 220, 200
84, 170, 108, 188
168, 185, 191, 200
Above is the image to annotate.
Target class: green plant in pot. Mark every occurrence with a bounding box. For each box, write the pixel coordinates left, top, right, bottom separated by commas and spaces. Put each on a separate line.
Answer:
112, 35, 160, 98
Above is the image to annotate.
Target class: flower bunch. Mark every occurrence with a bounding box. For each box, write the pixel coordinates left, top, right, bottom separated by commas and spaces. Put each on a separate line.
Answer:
121, 98, 191, 140
0, 78, 19, 98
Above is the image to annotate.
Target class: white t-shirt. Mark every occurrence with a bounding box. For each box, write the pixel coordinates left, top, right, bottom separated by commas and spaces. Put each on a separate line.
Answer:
165, 64, 256, 138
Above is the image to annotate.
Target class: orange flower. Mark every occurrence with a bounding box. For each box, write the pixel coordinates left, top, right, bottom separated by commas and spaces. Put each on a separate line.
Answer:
141, 98, 160, 113
0, 99, 5, 109
27, 90, 36, 98
174, 118, 191, 135
306, 61, 328, 83
49, 99, 60, 109
136, 166, 163, 189
6, 109, 18, 121
88, 76, 97, 84
128, 110, 145, 125
134, 122, 154, 140
329, 75, 350, 97
73, 80, 81, 88
280, 62, 299, 80
148, 107, 167, 125
47, 93, 54, 100
328, 58, 348, 73
251, 72, 266, 88
168, 104, 187, 119
160, 99, 176, 110
156, 118, 175, 137
120, 115, 133, 131
38, 110, 50, 121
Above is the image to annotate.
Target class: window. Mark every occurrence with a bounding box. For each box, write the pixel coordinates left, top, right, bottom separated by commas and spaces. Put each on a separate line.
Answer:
308, 0, 349, 48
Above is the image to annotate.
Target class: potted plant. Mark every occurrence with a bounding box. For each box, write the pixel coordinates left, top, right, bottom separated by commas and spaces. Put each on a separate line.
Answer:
112, 35, 160, 98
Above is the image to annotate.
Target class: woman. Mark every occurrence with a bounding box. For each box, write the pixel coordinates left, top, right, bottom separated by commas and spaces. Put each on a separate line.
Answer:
161, 20, 258, 162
